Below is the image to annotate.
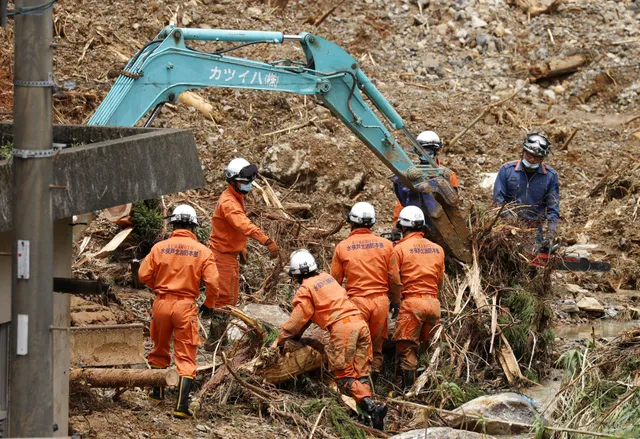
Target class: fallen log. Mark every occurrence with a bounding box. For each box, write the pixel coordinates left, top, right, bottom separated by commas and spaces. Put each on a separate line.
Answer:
70, 367, 179, 388
243, 328, 329, 385
530, 54, 586, 81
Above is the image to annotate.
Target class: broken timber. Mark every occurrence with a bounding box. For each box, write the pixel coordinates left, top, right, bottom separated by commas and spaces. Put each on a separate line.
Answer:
530, 54, 586, 81
70, 368, 179, 388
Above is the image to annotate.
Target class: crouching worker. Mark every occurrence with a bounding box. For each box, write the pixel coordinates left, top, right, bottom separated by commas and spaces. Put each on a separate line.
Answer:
392, 206, 445, 392
275, 250, 388, 430
138, 205, 219, 419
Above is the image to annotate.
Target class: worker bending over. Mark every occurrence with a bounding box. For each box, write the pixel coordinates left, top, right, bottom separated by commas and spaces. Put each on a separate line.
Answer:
393, 130, 460, 223
138, 205, 219, 419
330, 202, 401, 387
392, 206, 445, 392
202, 158, 280, 350
276, 250, 388, 430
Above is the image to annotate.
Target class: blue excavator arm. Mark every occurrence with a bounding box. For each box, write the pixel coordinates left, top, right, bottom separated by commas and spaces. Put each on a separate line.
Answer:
89, 26, 470, 261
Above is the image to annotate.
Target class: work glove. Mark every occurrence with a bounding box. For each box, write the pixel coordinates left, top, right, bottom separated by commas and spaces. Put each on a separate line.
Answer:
264, 238, 280, 259
199, 303, 213, 319
390, 303, 400, 320
239, 247, 248, 265
538, 230, 558, 253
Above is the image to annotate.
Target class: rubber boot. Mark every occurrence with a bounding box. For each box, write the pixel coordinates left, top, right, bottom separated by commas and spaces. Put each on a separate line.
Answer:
172, 376, 194, 419
203, 313, 228, 352
370, 371, 380, 394
148, 366, 165, 404
358, 397, 388, 431
402, 369, 416, 393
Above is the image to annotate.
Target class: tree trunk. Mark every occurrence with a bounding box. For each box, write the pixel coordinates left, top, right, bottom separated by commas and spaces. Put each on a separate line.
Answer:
70, 368, 179, 388
247, 327, 330, 385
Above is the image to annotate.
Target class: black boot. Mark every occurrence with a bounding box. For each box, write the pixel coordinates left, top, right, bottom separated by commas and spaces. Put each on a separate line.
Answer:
370, 371, 380, 393
148, 366, 165, 404
203, 313, 228, 352
358, 397, 388, 431
173, 376, 194, 419
402, 369, 416, 392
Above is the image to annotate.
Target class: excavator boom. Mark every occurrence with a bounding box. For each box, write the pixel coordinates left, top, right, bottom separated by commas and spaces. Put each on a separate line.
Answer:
89, 26, 471, 261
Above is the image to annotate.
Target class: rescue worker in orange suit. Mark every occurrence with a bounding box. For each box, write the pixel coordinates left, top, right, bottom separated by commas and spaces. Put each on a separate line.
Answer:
392, 130, 460, 224
392, 206, 445, 392
276, 250, 388, 430
201, 158, 280, 350
138, 205, 219, 419
330, 202, 401, 389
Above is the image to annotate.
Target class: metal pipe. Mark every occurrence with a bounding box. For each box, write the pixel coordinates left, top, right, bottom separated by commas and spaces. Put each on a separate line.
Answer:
144, 103, 164, 127
173, 27, 286, 43
10, 0, 55, 436
355, 69, 405, 130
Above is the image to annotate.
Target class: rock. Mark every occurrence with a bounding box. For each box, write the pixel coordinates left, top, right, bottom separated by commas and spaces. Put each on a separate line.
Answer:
577, 297, 605, 315
604, 308, 619, 319
553, 85, 565, 94
436, 23, 449, 35
246, 6, 263, 18
543, 89, 557, 101
471, 16, 488, 28
451, 393, 542, 435
559, 299, 579, 313
561, 284, 589, 296
260, 143, 314, 186
390, 427, 496, 439
456, 29, 468, 40
227, 304, 290, 343
476, 34, 491, 47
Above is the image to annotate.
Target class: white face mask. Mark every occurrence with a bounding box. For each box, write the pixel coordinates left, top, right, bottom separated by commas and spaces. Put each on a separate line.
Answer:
239, 182, 253, 193
522, 157, 540, 169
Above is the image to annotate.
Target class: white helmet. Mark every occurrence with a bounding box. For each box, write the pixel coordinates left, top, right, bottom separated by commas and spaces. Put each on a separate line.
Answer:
397, 206, 425, 229
348, 202, 376, 226
169, 204, 198, 225
225, 158, 258, 182
288, 250, 318, 277
416, 130, 443, 150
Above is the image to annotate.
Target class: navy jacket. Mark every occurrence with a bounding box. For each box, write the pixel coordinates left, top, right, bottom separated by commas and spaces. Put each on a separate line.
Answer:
493, 160, 560, 230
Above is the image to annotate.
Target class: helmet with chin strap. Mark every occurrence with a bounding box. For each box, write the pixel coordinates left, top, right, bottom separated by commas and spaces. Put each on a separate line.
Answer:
522, 133, 551, 158
225, 158, 258, 182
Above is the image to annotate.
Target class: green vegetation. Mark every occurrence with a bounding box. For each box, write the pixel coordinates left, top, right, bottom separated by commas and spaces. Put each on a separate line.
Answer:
328, 404, 365, 439
1, 141, 12, 160
132, 199, 164, 243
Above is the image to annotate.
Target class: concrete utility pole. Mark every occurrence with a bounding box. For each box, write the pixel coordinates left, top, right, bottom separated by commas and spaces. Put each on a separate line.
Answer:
9, 0, 55, 436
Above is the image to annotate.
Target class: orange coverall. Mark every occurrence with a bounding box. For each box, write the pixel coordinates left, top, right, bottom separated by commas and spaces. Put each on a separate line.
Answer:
393, 160, 460, 223
392, 232, 444, 371
208, 185, 270, 307
330, 228, 401, 371
276, 272, 373, 403
139, 229, 219, 377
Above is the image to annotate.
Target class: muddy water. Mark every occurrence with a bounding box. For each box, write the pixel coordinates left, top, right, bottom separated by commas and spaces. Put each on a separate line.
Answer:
554, 320, 640, 339
522, 320, 640, 412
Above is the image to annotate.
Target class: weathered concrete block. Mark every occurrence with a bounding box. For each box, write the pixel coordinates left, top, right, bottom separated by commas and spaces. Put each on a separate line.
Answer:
0, 123, 204, 233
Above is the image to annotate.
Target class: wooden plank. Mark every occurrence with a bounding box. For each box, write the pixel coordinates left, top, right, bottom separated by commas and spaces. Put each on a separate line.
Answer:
70, 324, 145, 367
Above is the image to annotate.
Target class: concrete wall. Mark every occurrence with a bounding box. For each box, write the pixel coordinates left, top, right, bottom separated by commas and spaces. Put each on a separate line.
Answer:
0, 124, 204, 233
